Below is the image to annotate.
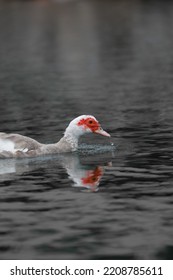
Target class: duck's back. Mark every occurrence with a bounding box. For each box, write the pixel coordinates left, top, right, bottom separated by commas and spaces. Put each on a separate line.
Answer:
0, 133, 41, 157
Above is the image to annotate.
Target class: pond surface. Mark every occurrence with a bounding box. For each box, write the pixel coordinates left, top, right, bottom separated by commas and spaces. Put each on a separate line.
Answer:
0, 0, 173, 259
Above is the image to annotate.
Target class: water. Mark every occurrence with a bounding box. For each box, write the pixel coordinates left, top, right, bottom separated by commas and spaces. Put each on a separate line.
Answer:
0, 0, 173, 260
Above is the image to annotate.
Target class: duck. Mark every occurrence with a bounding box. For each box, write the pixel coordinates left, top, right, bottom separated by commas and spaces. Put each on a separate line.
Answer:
0, 115, 110, 158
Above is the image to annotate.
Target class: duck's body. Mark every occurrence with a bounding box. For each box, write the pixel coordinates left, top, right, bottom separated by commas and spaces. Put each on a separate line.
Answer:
0, 115, 110, 158
0, 134, 72, 158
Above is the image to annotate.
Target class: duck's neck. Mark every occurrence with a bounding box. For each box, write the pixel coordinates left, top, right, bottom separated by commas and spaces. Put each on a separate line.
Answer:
62, 125, 84, 151
63, 133, 79, 151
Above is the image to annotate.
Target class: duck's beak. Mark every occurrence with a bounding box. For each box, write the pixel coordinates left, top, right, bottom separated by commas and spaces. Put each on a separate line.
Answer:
94, 127, 110, 137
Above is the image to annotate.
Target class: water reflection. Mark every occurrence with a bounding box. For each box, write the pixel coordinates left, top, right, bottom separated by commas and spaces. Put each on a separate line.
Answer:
0, 152, 113, 192
60, 154, 105, 192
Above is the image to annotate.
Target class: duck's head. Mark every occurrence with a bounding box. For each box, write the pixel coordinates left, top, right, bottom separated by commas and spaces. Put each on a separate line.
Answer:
64, 115, 110, 139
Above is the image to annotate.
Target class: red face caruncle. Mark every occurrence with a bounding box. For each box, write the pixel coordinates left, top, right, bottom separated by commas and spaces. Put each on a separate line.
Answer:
77, 117, 100, 132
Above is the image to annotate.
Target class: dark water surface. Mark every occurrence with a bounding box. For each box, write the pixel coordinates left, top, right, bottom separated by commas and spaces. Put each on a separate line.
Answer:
0, 0, 173, 259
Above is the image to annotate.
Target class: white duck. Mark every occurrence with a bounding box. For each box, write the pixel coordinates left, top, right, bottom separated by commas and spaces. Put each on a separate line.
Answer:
0, 115, 110, 158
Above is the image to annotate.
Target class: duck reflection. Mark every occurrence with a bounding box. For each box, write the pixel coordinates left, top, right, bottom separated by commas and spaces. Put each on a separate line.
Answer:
0, 152, 113, 191
66, 163, 104, 192
80, 167, 103, 190
57, 153, 112, 191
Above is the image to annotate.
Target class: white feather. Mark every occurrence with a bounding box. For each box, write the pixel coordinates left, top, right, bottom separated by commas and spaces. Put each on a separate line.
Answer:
0, 139, 28, 153
0, 139, 15, 152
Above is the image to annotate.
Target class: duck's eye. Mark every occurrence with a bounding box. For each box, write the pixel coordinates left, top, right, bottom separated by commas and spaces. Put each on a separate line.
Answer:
88, 120, 93, 124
